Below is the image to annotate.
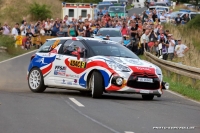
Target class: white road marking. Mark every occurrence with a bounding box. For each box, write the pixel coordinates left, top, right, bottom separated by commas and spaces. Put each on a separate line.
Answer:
125, 131, 134, 133
64, 100, 120, 133
0, 50, 37, 64
69, 98, 85, 107
166, 90, 200, 105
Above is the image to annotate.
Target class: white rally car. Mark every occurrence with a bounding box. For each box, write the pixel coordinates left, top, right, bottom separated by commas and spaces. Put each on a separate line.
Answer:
27, 37, 169, 100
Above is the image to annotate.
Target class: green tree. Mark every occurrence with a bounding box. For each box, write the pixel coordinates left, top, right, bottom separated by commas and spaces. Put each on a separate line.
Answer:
29, 2, 52, 20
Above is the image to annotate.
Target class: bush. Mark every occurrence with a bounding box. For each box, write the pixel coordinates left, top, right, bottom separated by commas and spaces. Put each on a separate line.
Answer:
29, 2, 52, 20
0, 35, 16, 54
186, 15, 200, 30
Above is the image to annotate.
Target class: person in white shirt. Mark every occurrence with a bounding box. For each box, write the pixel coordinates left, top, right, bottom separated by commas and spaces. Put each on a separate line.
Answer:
175, 39, 189, 58
140, 29, 150, 54
87, 14, 92, 22
160, 12, 167, 23
167, 34, 175, 60
20, 21, 28, 36
12, 23, 19, 48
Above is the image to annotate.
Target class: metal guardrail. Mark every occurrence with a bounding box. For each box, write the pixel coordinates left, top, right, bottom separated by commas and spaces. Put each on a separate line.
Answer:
144, 51, 200, 81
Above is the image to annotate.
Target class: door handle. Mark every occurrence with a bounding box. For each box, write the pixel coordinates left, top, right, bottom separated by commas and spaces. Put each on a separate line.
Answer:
56, 58, 61, 60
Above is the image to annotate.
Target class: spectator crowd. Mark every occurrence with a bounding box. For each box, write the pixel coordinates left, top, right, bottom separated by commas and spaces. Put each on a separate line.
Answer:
0, 8, 189, 63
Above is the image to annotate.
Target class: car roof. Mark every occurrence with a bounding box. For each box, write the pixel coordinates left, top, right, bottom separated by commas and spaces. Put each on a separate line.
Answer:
99, 28, 121, 31
46, 37, 102, 41
149, 6, 169, 8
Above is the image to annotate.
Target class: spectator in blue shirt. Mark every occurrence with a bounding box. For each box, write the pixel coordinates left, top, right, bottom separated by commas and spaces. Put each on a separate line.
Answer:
102, 7, 108, 15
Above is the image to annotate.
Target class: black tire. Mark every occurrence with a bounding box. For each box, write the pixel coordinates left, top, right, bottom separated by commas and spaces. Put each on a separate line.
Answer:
88, 71, 104, 98
142, 95, 154, 100
28, 68, 46, 93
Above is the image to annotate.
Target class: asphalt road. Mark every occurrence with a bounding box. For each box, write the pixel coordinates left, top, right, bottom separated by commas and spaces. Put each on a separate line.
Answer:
0, 8, 200, 133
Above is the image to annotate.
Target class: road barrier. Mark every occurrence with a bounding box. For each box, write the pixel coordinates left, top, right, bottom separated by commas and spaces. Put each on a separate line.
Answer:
144, 51, 200, 84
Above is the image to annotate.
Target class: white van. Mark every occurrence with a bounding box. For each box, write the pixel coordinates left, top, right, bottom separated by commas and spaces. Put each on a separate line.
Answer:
103, 0, 118, 3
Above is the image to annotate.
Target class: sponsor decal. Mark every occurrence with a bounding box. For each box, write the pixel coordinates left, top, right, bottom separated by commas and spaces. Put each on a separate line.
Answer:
66, 74, 79, 78
69, 60, 87, 68
67, 82, 73, 85
73, 79, 78, 85
136, 67, 151, 71
35, 57, 48, 64
62, 79, 66, 84
54, 66, 66, 76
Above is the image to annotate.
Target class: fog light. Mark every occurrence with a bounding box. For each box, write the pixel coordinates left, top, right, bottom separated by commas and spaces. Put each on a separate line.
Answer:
164, 82, 169, 90
116, 77, 123, 85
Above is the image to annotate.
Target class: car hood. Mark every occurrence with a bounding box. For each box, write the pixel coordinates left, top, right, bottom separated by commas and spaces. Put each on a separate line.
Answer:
92, 56, 157, 69
109, 37, 123, 43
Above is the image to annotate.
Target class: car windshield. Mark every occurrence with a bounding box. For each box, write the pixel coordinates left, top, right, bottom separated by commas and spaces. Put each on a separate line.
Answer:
155, 3, 166, 6
98, 29, 121, 37
170, 12, 183, 18
86, 40, 140, 59
37, 39, 66, 53
109, 7, 125, 13
98, 5, 110, 10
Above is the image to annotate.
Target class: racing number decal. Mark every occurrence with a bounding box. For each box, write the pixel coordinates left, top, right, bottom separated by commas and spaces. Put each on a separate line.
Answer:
69, 60, 86, 68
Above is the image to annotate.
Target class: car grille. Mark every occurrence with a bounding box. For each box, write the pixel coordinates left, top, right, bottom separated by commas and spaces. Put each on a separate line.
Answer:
127, 73, 160, 90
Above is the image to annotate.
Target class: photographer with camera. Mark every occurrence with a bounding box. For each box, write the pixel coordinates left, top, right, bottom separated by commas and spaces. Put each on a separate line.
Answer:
158, 34, 169, 60
20, 21, 28, 36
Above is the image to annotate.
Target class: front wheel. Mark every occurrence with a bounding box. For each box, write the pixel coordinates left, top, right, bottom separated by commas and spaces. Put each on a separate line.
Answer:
142, 94, 154, 100
28, 68, 46, 93
88, 71, 104, 98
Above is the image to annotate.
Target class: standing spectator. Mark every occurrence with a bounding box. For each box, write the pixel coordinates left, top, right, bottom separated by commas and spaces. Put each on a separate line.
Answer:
160, 35, 169, 60
3, 22, 11, 35
167, 34, 175, 61
44, 20, 52, 36
148, 26, 158, 53
121, 22, 129, 37
140, 29, 150, 54
56, 27, 65, 37
78, 24, 85, 36
159, 12, 167, 24
175, 14, 182, 25
87, 14, 92, 22
68, 23, 76, 37
152, 10, 158, 22
175, 39, 189, 59
102, 7, 108, 15
183, 14, 190, 24
20, 21, 28, 36
12, 23, 19, 48
52, 20, 60, 36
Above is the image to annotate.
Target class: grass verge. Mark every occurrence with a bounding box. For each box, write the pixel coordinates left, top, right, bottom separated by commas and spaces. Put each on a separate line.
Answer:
126, 5, 132, 10
0, 35, 36, 62
163, 76, 200, 101
0, 47, 36, 62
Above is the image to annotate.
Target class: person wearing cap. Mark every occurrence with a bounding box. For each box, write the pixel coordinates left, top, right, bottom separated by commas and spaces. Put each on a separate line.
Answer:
174, 39, 189, 61
167, 34, 175, 61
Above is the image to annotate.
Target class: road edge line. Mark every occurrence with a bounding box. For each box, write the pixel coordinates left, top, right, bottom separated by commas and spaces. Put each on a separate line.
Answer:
166, 90, 200, 105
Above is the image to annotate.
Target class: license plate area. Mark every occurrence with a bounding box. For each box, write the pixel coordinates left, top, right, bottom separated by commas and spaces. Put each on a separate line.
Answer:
137, 77, 153, 83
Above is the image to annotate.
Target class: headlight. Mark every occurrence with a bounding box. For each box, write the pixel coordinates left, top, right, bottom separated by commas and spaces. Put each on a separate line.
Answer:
106, 60, 131, 72
155, 66, 163, 81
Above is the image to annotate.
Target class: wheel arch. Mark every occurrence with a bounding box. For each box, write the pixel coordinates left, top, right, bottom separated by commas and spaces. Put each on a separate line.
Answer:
86, 69, 106, 92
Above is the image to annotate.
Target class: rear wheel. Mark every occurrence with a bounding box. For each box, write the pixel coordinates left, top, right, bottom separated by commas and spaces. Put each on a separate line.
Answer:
142, 94, 154, 100
88, 71, 104, 98
28, 68, 46, 93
